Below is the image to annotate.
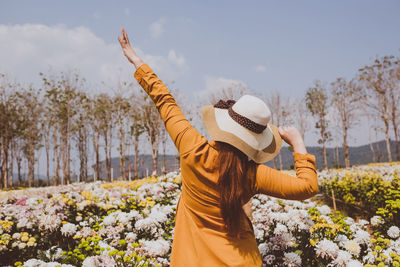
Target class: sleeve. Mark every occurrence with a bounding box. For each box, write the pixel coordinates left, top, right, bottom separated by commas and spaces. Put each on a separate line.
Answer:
254, 152, 319, 200
134, 64, 205, 155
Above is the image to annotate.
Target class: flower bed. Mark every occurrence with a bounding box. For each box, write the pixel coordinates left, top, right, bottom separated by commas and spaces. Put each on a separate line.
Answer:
319, 162, 400, 233
0, 165, 399, 266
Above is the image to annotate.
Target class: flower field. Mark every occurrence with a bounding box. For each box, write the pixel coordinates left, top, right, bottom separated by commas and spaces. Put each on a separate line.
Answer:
1, 164, 400, 267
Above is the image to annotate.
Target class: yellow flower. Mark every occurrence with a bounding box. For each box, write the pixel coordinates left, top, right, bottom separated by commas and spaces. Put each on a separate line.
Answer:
28, 237, 36, 243
27, 241, 35, 247
310, 239, 316, 246
21, 236, 29, 242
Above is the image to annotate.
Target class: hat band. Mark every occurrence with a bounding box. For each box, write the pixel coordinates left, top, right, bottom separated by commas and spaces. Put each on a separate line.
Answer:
214, 99, 267, 134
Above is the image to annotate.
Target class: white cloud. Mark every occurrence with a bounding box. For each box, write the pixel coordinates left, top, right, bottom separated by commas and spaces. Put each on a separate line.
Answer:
0, 24, 186, 91
149, 18, 165, 39
254, 64, 267, 72
168, 50, 186, 68
198, 76, 250, 104
204, 77, 247, 92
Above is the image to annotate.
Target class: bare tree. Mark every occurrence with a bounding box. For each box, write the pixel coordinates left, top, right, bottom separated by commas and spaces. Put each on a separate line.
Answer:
359, 56, 400, 162
141, 93, 162, 175
113, 91, 131, 180
128, 92, 144, 179
17, 86, 43, 187
201, 82, 251, 105
306, 80, 331, 169
0, 75, 24, 188
330, 77, 362, 168
292, 98, 310, 141
266, 92, 293, 170
93, 93, 114, 182
388, 63, 400, 160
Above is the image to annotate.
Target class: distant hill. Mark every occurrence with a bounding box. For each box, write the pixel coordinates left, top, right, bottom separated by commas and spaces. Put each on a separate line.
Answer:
264, 139, 398, 170
93, 140, 398, 179
13, 139, 395, 183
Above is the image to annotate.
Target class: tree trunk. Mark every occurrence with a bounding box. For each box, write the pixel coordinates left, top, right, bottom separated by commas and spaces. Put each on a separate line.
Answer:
61, 134, 67, 185
94, 134, 100, 181
162, 130, 167, 174
151, 147, 158, 175
2, 143, 8, 189
376, 141, 382, 162
392, 118, 399, 161
53, 130, 60, 186
27, 137, 35, 187
118, 118, 125, 180
390, 88, 399, 161
278, 153, 283, 170
384, 119, 392, 162
134, 134, 139, 179
343, 127, 350, 168
17, 156, 22, 187
82, 128, 88, 182
369, 142, 376, 163
9, 147, 14, 187
45, 135, 50, 186
322, 143, 328, 169
335, 146, 340, 168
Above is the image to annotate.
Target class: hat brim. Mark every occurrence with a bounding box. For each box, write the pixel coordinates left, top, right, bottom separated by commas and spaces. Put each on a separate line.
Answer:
202, 105, 282, 164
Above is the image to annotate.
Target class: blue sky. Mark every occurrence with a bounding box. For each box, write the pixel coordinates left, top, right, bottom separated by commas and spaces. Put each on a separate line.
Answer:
1, 0, 400, 147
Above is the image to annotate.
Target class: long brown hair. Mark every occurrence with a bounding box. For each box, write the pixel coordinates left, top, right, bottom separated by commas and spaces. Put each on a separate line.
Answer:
217, 141, 256, 236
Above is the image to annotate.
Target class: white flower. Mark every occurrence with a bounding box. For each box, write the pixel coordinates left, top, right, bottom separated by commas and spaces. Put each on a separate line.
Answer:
273, 223, 288, 235
335, 234, 349, 248
353, 229, 370, 245
25, 198, 39, 206
263, 255, 276, 265
344, 240, 361, 256
332, 250, 352, 266
370, 215, 383, 226
283, 252, 301, 267
18, 243, 27, 249
315, 239, 339, 260
254, 228, 264, 240
82, 255, 116, 267
317, 205, 331, 216
346, 259, 363, 267
76, 215, 82, 222
102, 214, 116, 226
140, 239, 170, 256
357, 219, 369, 227
125, 232, 137, 243
39, 214, 62, 232
60, 223, 77, 237
387, 226, 400, 239
12, 232, 21, 239
23, 259, 45, 267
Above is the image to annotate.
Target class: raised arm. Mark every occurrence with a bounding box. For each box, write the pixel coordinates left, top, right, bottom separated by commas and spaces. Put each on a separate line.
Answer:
255, 127, 319, 200
118, 28, 205, 155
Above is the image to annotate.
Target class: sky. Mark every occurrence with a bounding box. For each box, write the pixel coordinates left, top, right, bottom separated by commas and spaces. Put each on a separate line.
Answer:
1, 0, 400, 151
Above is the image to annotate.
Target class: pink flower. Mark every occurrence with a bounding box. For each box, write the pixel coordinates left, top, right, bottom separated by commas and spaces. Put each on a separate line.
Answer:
14, 197, 29, 206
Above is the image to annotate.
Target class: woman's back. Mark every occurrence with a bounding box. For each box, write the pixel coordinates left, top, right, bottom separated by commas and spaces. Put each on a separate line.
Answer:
118, 30, 318, 266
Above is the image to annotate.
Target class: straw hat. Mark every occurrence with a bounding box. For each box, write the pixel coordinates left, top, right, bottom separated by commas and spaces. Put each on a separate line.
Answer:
202, 95, 282, 163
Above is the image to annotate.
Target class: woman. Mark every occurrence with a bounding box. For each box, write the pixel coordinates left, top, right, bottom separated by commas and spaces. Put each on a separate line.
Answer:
118, 28, 318, 267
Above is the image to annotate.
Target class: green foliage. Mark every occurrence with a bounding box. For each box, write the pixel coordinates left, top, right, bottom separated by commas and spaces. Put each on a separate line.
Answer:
320, 173, 400, 232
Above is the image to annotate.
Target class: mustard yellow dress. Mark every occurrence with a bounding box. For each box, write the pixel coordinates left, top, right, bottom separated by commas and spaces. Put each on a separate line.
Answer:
134, 64, 319, 267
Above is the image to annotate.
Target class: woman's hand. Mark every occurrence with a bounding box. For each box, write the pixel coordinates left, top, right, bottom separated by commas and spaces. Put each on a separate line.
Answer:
278, 126, 307, 154
118, 28, 144, 69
